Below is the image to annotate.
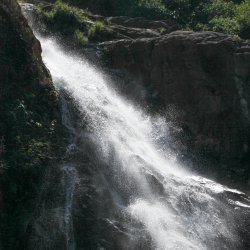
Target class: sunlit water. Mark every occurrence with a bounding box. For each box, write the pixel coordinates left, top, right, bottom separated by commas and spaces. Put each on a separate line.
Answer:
32, 34, 250, 250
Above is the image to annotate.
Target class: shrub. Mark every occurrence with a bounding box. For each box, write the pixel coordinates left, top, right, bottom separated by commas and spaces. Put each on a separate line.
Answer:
36, 0, 250, 40
74, 30, 88, 46
88, 21, 105, 40
159, 27, 167, 34
191, 0, 250, 38
36, 0, 89, 34
26, 140, 50, 167
134, 0, 170, 20
236, 0, 250, 38
203, 0, 236, 19
209, 17, 240, 34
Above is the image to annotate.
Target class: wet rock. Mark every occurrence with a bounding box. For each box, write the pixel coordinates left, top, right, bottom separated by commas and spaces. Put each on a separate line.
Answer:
103, 31, 250, 186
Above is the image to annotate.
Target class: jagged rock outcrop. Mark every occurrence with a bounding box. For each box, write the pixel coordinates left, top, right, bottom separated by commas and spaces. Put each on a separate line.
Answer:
102, 31, 250, 187
107, 16, 179, 32
105, 17, 179, 39
34, 0, 249, 187
0, 1, 65, 249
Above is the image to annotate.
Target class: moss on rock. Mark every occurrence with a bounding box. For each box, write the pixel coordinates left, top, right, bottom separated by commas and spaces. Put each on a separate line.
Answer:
0, 0, 67, 249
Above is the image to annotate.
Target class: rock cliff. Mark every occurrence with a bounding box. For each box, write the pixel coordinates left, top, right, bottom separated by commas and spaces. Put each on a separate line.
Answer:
33, 1, 250, 187
0, 1, 250, 249
102, 31, 250, 187
0, 0, 65, 249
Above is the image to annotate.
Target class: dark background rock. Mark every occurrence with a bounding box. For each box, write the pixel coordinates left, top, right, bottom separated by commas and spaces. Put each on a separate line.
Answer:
107, 16, 180, 33
0, 0, 66, 249
102, 31, 250, 188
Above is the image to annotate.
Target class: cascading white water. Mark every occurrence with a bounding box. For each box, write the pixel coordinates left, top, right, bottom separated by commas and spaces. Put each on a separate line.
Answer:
62, 165, 77, 250
36, 35, 250, 250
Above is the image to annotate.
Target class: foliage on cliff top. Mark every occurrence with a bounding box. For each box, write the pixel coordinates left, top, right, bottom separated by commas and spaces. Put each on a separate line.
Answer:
36, 1, 113, 44
191, 0, 250, 38
36, 0, 89, 33
113, 0, 250, 38
58, 0, 250, 39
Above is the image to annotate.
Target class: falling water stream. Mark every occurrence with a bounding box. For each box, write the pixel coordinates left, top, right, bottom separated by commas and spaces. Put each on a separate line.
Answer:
22, 4, 250, 249
38, 36, 250, 250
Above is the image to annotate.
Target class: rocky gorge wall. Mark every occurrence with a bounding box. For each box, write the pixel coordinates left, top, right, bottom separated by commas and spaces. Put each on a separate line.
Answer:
0, 0, 66, 249
34, 0, 250, 187
102, 31, 250, 188
0, 0, 250, 249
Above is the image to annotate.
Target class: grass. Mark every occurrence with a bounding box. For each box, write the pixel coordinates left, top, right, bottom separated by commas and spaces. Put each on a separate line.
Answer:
74, 29, 88, 47
35, 1, 112, 44
88, 21, 105, 40
36, 0, 89, 35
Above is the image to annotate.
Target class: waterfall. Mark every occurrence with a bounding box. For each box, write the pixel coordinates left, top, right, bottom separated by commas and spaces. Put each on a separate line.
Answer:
20, 4, 250, 248
62, 165, 77, 250
36, 35, 250, 250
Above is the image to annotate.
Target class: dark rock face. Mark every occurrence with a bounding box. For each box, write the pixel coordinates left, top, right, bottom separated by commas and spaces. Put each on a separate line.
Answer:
105, 17, 179, 40
0, 0, 53, 91
0, 1, 65, 249
103, 31, 250, 187
109, 24, 161, 39
107, 16, 179, 33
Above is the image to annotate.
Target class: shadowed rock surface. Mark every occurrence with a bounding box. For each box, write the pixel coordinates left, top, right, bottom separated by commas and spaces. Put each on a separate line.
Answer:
0, 0, 65, 249
102, 31, 250, 187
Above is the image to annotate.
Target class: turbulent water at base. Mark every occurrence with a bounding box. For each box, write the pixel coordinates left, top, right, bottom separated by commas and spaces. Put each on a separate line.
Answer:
21, 4, 250, 247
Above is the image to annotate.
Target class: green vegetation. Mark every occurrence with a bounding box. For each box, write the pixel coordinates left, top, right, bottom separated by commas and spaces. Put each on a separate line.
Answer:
131, 0, 170, 19
192, 0, 250, 38
93, 0, 170, 20
114, 0, 250, 38
36, 1, 113, 44
36, 0, 249, 39
235, 0, 250, 37
88, 21, 105, 40
74, 29, 88, 46
36, 0, 89, 34
63, 0, 250, 38
159, 27, 167, 34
